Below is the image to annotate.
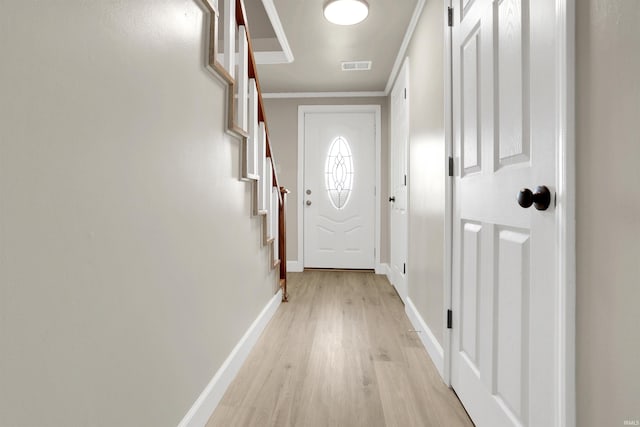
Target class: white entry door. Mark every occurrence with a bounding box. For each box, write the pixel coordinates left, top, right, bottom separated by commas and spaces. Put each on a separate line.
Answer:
389, 61, 409, 302
451, 0, 568, 426
303, 110, 376, 269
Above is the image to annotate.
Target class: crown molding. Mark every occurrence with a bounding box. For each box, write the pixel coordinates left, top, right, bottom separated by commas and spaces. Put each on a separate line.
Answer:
383, 0, 426, 95
262, 91, 386, 99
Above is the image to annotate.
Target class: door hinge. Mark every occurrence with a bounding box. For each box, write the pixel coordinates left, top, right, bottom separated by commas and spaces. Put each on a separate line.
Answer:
404, 174, 407, 186
448, 156, 454, 177
447, 309, 453, 329
448, 7, 453, 27
403, 263, 406, 274
404, 88, 407, 99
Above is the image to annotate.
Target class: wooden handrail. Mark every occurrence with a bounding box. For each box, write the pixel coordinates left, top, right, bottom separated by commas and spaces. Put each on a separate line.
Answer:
235, 0, 282, 198
235, 0, 289, 302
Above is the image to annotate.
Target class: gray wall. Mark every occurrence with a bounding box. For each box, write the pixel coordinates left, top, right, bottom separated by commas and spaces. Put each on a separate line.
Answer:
0, 1, 277, 426
576, 1, 640, 425
263, 97, 390, 265
405, 0, 447, 344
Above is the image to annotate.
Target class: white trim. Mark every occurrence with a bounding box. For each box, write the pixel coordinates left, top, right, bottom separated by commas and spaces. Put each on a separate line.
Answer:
222, 49, 293, 69
297, 105, 382, 270
286, 260, 304, 273
297, 108, 304, 271
203, 0, 219, 11
260, 0, 294, 63
264, 91, 386, 99
374, 105, 382, 275
223, 0, 236, 78
384, 263, 393, 283
177, 290, 282, 427
442, 0, 454, 387
375, 262, 389, 276
405, 297, 445, 378
383, 0, 427, 95
254, 51, 291, 65
556, 0, 576, 425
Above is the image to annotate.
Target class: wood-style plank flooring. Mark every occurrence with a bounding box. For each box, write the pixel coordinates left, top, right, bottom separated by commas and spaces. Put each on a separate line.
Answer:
207, 270, 474, 427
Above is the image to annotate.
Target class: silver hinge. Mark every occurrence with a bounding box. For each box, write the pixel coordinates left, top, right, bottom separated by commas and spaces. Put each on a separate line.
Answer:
448, 7, 453, 27
448, 156, 454, 177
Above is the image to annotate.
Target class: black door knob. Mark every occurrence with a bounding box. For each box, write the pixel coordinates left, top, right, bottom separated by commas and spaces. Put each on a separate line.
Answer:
517, 186, 551, 211
389, 196, 396, 202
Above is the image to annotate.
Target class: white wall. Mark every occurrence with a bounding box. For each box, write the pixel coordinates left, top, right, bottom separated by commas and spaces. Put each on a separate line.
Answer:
576, 1, 640, 425
403, 0, 447, 345
0, 1, 277, 426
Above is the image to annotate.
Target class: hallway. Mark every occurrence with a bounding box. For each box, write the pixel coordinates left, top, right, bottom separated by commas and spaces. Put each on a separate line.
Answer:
207, 271, 473, 426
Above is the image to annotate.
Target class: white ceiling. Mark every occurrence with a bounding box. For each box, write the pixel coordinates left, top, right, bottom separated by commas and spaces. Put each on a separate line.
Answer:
245, 0, 419, 94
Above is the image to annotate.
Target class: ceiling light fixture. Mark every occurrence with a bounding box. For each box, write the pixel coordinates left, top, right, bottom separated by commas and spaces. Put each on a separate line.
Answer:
323, 0, 369, 26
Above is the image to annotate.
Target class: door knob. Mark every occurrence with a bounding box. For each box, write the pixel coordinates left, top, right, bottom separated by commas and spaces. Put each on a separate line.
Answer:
389, 196, 396, 202
517, 186, 551, 211
306, 200, 312, 206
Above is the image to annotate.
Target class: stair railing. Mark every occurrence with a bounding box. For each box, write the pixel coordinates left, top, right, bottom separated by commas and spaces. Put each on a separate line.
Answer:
200, 0, 289, 301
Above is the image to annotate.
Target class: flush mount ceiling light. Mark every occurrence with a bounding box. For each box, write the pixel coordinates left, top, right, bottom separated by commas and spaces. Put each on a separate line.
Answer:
323, 0, 369, 26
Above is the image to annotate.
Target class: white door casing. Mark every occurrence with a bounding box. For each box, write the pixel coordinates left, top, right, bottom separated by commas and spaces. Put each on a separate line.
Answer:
450, 0, 574, 426
302, 108, 378, 269
390, 59, 410, 302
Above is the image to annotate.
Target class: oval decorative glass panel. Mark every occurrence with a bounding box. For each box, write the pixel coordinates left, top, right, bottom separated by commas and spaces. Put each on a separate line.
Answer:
325, 136, 354, 210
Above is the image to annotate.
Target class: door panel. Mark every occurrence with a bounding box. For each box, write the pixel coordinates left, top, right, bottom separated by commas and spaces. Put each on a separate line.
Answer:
496, 0, 529, 167
495, 227, 530, 422
462, 26, 481, 174
461, 221, 481, 367
303, 111, 375, 269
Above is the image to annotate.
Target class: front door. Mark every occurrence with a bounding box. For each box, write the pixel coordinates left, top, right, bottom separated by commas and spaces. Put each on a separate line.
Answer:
451, 0, 567, 426
303, 110, 376, 269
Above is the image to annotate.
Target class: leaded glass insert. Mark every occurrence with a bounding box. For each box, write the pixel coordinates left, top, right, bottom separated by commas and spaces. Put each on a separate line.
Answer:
325, 136, 354, 210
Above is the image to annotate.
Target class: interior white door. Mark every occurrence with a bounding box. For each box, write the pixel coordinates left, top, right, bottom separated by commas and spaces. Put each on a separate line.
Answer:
451, 0, 564, 426
389, 61, 409, 302
303, 111, 375, 269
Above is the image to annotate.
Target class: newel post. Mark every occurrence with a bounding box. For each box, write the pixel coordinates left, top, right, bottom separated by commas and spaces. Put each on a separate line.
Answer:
279, 186, 290, 302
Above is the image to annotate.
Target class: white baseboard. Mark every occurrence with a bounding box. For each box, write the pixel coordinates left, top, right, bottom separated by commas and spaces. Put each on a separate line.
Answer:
405, 297, 445, 379
375, 262, 389, 275
382, 263, 393, 284
286, 260, 303, 272
177, 289, 283, 427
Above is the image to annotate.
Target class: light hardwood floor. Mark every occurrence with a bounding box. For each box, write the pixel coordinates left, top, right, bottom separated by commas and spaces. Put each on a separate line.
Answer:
207, 270, 474, 427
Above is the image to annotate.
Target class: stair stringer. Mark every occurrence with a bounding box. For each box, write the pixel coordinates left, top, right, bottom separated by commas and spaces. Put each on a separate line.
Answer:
199, 0, 281, 272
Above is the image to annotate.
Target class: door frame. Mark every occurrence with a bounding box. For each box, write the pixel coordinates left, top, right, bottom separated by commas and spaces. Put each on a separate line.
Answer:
442, 0, 576, 425
297, 105, 382, 271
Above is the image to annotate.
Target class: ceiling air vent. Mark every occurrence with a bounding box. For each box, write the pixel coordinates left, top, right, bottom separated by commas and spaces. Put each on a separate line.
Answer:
341, 61, 372, 71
